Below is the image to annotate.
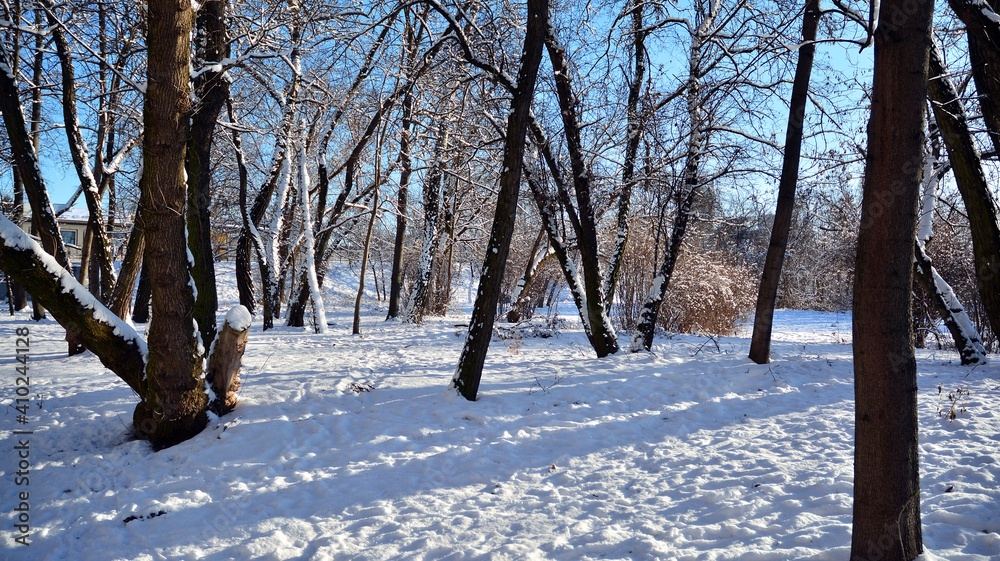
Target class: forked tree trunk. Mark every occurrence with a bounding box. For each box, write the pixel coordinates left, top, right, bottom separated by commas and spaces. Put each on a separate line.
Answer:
748, 0, 821, 364
543, 30, 619, 357
0, 216, 249, 440
132, 0, 208, 449
453, 0, 547, 401
849, 0, 932, 556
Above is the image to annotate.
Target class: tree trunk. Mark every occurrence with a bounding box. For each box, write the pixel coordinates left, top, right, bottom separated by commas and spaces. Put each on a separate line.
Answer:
603, 0, 646, 307
133, 0, 208, 449
630, 9, 713, 353
453, 0, 547, 401
913, 242, 987, 364
404, 120, 448, 323
849, 0, 932, 556
544, 30, 619, 357
523, 165, 592, 333
926, 39, 1000, 343
947, 0, 1000, 157
748, 0, 821, 364
132, 261, 152, 323
354, 186, 379, 335
387, 16, 419, 321
186, 0, 230, 351
507, 228, 548, 323
107, 212, 145, 320
295, 130, 327, 333
912, 140, 987, 364
208, 306, 251, 415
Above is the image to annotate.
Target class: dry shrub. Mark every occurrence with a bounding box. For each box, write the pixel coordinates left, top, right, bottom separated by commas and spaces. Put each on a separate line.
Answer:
614, 232, 755, 335
657, 251, 755, 335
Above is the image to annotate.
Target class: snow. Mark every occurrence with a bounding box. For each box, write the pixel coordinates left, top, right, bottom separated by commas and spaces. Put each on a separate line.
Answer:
225, 305, 253, 332
1, 264, 998, 560
0, 215, 148, 365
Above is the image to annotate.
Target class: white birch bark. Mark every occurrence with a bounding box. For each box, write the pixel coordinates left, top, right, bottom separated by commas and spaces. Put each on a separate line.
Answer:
296, 128, 327, 333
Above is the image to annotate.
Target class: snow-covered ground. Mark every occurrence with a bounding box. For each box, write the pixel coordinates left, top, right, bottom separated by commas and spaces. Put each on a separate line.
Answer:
1, 263, 998, 560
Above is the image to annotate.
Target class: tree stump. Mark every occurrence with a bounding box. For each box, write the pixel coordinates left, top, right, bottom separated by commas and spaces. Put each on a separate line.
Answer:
208, 305, 251, 415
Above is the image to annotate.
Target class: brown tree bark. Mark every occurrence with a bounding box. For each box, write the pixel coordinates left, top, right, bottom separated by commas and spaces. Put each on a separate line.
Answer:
132, 260, 152, 323
849, 0, 932, 557
208, 306, 250, 415
947, 0, 1000, 157
107, 212, 144, 320
0, 217, 146, 394
453, 0, 547, 401
748, 0, 821, 364
186, 0, 230, 351
926, 40, 1000, 343
133, 0, 208, 449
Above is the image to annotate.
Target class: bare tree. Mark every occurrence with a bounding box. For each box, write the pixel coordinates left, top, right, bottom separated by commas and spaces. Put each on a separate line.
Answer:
453, 0, 548, 401
850, 0, 933, 556
748, 0, 821, 364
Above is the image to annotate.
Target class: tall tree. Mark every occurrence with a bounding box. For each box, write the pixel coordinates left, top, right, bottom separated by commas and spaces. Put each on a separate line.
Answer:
387, 9, 423, 320
543, 26, 620, 357
453, 0, 548, 401
603, 0, 647, 307
187, 0, 231, 350
630, 0, 718, 353
849, 0, 933, 557
132, 0, 208, 447
748, 0, 822, 364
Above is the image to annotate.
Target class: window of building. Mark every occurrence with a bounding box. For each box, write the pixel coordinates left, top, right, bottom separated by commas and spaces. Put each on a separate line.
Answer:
62, 230, 77, 246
